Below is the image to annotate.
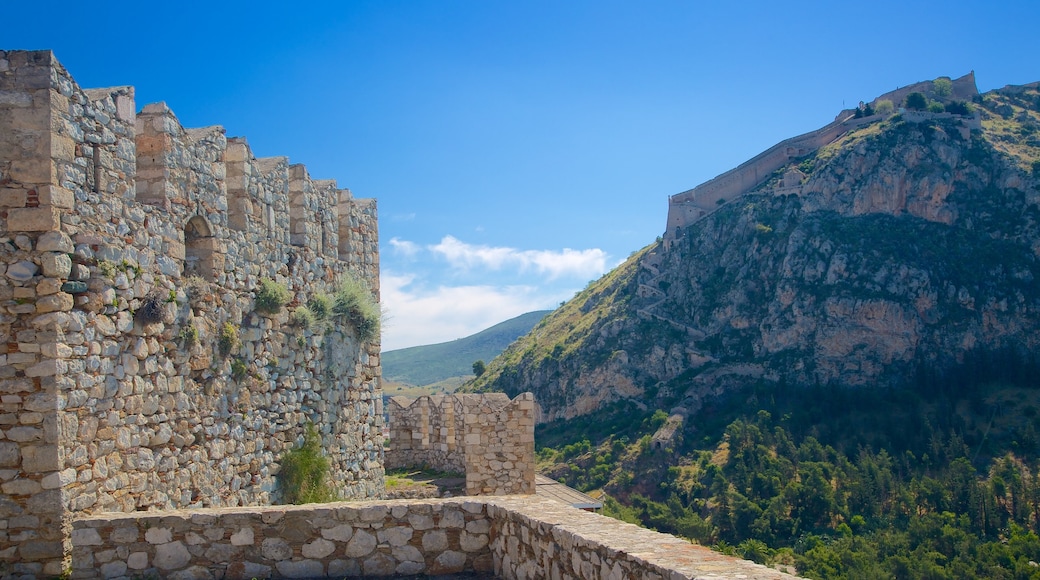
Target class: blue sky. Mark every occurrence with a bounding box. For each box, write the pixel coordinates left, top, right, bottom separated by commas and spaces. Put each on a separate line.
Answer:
8, 1, 1039, 350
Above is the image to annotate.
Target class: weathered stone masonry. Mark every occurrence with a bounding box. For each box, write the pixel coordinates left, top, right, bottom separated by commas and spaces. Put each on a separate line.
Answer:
0, 50, 382, 575
386, 393, 535, 496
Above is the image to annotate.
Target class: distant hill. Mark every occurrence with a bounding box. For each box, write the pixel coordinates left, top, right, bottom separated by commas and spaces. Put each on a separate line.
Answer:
382, 311, 550, 387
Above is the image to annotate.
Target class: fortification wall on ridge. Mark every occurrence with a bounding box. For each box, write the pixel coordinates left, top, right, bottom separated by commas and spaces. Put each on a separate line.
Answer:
664, 72, 980, 246
0, 49, 382, 576
387, 393, 535, 496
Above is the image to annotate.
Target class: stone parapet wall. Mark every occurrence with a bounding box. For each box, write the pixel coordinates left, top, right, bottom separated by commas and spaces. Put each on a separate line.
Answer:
0, 49, 382, 575
70, 499, 495, 580
387, 393, 535, 496
68, 496, 801, 579
488, 496, 799, 580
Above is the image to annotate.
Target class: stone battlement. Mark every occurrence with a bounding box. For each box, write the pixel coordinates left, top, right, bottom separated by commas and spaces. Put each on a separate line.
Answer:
386, 393, 536, 496
0, 49, 382, 575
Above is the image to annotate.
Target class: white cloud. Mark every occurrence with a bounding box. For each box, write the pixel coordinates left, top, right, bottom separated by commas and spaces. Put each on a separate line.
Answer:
380, 272, 568, 351
428, 235, 608, 280
388, 237, 421, 257
378, 236, 614, 351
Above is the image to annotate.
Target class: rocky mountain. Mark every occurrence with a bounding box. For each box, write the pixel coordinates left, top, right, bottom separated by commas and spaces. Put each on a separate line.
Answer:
469, 80, 1040, 423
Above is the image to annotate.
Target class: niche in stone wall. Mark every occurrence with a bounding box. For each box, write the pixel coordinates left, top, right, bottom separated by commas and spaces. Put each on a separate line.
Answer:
183, 215, 223, 281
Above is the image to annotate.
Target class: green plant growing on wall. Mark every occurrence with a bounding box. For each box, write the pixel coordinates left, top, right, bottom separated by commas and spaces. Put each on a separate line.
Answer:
308, 293, 332, 321
331, 276, 381, 342
277, 423, 337, 504
218, 322, 239, 357
97, 260, 117, 278
291, 306, 316, 330
178, 324, 198, 347
255, 278, 290, 314
231, 357, 248, 380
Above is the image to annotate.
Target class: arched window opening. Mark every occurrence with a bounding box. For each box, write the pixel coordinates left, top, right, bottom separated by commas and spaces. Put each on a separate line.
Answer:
184, 215, 219, 281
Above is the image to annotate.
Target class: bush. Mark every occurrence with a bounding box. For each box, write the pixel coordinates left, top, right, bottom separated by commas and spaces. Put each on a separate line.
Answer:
875, 100, 895, 116
946, 100, 974, 116
255, 278, 290, 314
332, 276, 381, 342
277, 423, 337, 504
933, 77, 953, 98
927, 101, 946, 113
178, 324, 198, 347
307, 293, 332, 320
291, 306, 316, 330
218, 322, 239, 356
231, 357, 248, 380
905, 92, 928, 111
136, 295, 164, 324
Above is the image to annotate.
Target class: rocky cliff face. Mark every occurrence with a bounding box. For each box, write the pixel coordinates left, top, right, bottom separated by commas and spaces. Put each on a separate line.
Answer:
471, 84, 1040, 423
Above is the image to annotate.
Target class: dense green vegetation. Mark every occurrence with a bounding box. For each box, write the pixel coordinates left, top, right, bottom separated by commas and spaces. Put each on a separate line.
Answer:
537, 369, 1040, 579
277, 423, 337, 504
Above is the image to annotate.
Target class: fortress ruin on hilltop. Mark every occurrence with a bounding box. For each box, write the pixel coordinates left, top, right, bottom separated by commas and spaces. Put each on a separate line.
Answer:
664, 72, 979, 246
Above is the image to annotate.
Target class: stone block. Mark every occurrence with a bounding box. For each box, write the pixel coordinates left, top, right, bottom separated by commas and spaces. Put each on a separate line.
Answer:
36, 293, 73, 313
7, 159, 51, 185
0, 442, 20, 467
275, 559, 323, 579
0, 188, 27, 207
18, 540, 63, 562
37, 186, 73, 208
7, 207, 60, 232
154, 541, 190, 570
70, 528, 103, 546
6, 260, 39, 282
1, 478, 42, 495
20, 444, 59, 473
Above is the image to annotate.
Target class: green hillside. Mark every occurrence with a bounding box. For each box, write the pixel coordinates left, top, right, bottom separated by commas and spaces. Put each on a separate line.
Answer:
382, 310, 550, 387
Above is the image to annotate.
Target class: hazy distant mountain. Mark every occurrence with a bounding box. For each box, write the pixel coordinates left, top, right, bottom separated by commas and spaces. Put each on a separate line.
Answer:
382, 311, 551, 387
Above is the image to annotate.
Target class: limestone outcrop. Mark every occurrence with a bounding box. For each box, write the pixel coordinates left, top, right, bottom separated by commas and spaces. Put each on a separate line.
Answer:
472, 79, 1040, 424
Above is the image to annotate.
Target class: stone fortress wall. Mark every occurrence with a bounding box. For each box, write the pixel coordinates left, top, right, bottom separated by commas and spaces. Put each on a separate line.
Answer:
664, 72, 979, 246
386, 393, 536, 496
0, 50, 382, 575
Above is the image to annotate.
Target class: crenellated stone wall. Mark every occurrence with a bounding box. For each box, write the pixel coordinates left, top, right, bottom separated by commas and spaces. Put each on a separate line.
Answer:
0, 49, 382, 576
387, 393, 535, 496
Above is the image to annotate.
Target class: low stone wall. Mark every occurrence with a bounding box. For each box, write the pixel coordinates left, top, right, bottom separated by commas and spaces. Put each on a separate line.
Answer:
70, 496, 801, 580
488, 496, 798, 580
70, 499, 495, 579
